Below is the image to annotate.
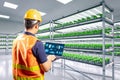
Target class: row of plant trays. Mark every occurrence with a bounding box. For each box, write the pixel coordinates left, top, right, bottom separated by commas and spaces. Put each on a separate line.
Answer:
0, 47, 12, 49
0, 40, 13, 42
0, 36, 7, 38
64, 44, 120, 56
0, 36, 16, 38
38, 34, 116, 40
8, 40, 13, 42
64, 48, 102, 52
0, 44, 7, 46
64, 48, 120, 56
0, 44, 10, 45
64, 44, 120, 50
114, 36, 120, 38
38, 13, 103, 33
8, 36, 17, 38
65, 43, 120, 48
45, 35, 104, 40
62, 52, 110, 67
38, 28, 112, 39
0, 48, 6, 49
0, 40, 6, 41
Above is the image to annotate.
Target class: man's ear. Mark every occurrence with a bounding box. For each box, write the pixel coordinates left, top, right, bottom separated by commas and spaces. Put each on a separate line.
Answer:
34, 24, 38, 29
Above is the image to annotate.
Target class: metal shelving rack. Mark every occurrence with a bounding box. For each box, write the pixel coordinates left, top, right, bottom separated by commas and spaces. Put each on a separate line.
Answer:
0, 34, 7, 54
37, 1, 114, 80
101, 1, 114, 80
113, 22, 120, 80
0, 33, 16, 54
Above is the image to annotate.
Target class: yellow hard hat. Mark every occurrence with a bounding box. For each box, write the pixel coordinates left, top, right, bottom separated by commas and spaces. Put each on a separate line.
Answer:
24, 9, 42, 22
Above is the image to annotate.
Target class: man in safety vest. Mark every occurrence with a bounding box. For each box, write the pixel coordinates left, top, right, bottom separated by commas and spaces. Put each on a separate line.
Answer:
12, 9, 56, 80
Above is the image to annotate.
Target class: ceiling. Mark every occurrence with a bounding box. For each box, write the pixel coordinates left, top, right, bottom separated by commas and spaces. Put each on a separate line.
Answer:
0, 0, 120, 34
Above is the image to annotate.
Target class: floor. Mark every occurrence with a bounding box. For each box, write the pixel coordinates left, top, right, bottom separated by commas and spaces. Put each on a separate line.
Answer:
0, 53, 120, 80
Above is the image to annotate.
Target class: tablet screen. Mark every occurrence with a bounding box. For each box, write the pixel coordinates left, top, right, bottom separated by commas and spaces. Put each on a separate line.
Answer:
45, 42, 64, 56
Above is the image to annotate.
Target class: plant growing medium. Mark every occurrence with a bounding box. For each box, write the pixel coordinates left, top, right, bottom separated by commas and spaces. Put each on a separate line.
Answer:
62, 52, 110, 66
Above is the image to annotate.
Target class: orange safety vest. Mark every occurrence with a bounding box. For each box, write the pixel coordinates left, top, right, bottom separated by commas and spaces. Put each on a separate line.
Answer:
12, 34, 44, 80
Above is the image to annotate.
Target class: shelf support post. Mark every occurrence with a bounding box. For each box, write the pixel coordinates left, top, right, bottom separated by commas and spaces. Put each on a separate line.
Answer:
102, 0, 106, 80
111, 10, 114, 80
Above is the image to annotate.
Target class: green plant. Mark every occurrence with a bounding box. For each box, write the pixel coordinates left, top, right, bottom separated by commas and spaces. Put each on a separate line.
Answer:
105, 58, 110, 64
62, 52, 110, 66
81, 18, 87, 22
65, 44, 113, 50
97, 13, 103, 18
86, 17, 91, 21
91, 15, 98, 19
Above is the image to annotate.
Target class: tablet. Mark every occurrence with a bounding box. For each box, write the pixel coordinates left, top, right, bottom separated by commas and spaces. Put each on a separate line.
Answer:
45, 42, 64, 56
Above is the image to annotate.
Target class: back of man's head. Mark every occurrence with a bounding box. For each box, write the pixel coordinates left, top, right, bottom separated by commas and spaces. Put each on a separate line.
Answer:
24, 9, 42, 29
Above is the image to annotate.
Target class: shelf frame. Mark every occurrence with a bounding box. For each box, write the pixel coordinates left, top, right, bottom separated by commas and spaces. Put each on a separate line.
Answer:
38, 1, 114, 80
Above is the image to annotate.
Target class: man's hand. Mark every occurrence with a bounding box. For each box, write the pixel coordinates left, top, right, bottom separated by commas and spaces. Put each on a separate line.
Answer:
47, 55, 56, 61
40, 55, 56, 72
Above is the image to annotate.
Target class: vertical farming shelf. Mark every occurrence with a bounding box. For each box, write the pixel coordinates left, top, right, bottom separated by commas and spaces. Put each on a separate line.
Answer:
37, 1, 114, 80
8, 35, 17, 50
0, 34, 16, 54
0, 34, 7, 53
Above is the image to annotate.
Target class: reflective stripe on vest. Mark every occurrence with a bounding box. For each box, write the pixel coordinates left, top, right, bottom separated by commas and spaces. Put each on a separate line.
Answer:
14, 76, 41, 80
13, 64, 40, 71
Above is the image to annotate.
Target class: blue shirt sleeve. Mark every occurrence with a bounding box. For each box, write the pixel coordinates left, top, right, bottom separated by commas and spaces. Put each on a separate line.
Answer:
32, 40, 47, 64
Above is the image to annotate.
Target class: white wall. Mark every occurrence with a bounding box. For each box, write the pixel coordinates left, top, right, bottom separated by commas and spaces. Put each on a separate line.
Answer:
0, 19, 24, 34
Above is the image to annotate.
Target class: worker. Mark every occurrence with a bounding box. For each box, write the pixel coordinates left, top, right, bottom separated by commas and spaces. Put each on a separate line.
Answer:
12, 9, 56, 80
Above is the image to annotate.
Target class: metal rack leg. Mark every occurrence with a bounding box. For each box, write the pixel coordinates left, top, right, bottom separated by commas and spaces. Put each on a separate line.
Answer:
111, 10, 114, 80
61, 58, 65, 69
102, 0, 106, 80
51, 62, 54, 73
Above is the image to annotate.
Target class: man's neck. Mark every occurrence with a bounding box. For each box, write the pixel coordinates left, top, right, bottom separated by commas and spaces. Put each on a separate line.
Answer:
25, 29, 35, 34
